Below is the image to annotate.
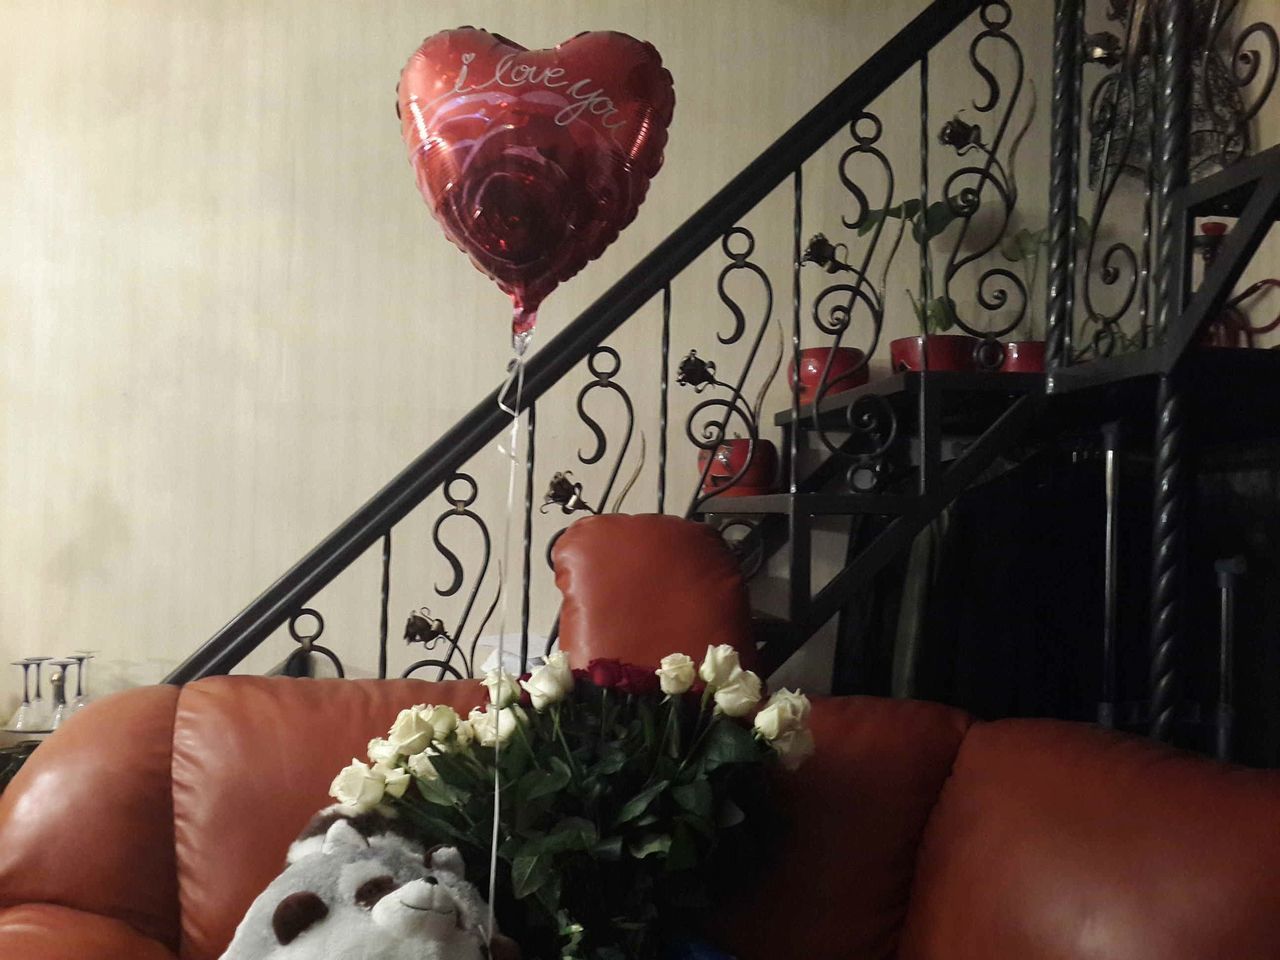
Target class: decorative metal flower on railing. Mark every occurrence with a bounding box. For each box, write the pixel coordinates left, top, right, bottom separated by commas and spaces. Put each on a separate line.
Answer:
541, 471, 596, 515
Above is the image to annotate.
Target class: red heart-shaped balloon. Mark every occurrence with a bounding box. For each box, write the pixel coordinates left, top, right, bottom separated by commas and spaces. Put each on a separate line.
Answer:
399, 28, 675, 352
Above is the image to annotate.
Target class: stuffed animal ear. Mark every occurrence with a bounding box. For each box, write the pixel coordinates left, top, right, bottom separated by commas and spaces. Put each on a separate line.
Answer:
272, 891, 329, 946
322, 819, 369, 856
429, 845, 466, 875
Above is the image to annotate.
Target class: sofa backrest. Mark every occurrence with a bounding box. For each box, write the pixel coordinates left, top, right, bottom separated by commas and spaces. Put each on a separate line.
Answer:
0, 675, 484, 960
897, 718, 1280, 959
0, 683, 183, 950
713, 696, 972, 960
553, 513, 757, 669
168, 675, 483, 960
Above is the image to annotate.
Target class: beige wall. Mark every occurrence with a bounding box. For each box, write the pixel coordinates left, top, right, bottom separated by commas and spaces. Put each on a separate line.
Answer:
0, 0, 937, 708
1, 0, 1275, 714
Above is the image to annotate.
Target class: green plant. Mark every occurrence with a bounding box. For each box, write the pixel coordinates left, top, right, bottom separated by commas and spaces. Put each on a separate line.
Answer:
999, 217, 1092, 339
860, 199, 965, 334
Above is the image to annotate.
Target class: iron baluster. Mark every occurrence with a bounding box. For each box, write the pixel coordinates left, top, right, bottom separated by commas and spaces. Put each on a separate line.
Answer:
521, 405, 536, 674
1046, 0, 1082, 375
378, 531, 391, 680
1100, 421, 1120, 728
790, 169, 803, 496
1214, 556, 1246, 761
684, 227, 782, 515
938, 0, 1030, 360
659, 284, 671, 513
800, 114, 898, 492
1148, 0, 1191, 743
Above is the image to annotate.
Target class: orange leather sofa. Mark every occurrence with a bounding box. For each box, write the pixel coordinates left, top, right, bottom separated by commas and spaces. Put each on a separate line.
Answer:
1, 515, 1278, 960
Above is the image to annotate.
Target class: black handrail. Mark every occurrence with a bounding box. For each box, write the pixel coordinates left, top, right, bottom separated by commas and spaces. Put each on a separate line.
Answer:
166, 0, 983, 683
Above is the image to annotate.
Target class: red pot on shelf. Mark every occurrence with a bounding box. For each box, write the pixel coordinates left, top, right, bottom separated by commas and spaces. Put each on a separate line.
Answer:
1000, 340, 1046, 372
698, 438, 778, 497
889, 334, 980, 372
788, 347, 869, 403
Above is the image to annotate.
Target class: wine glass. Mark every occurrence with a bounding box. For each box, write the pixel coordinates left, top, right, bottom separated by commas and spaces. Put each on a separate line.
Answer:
48, 661, 76, 730
72, 651, 97, 710
24, 657, 53, 730
6, 662, 33, 732
67, 654, 90, 711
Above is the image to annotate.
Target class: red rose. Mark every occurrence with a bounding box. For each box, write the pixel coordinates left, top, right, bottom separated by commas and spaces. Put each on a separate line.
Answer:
618, 663, 660, 697
587, 658, 625, 688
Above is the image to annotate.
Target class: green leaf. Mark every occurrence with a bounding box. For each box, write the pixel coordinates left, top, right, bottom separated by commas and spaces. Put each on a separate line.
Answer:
1000, 229, 1027, 262
415, 776, 468, 807
717, 798, 746, 828
534, 870, 562, 915
517, 816, 599, 857
511, 853, 552, 899
594, 744, 627, 776
615, 780, 669, 825
518, 757, 572, 803
701, 720, 761, 772
592, 835, 624, 860
666, 822, 700, 872
923, 297, 958, 333
672, 781, 712, 820
628, 832, 672, 859
922, 200, 958, 241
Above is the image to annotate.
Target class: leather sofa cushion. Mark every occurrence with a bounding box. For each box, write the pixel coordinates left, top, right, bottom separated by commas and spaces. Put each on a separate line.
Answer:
897, 718, 1280, 960
170, 675, 483, 960
712, 696, 972, 960
0, 684, 182, 949
553, 514, 756, 670
0, 903, 177, 960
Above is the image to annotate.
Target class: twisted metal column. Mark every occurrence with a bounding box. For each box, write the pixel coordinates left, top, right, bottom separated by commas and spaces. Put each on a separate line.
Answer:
1046, 0, 1082, 375
1149, 0, 1191, 742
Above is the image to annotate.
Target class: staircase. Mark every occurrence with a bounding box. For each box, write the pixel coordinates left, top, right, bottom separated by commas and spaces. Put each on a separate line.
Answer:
166, 0, 1280, 757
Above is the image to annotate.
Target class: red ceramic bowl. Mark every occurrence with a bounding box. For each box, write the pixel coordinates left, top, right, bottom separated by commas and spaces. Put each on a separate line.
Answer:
889, 335, 979, 372
788, 347, 869, 403
699, 439, 778, 495
1000, 340, 1046, 373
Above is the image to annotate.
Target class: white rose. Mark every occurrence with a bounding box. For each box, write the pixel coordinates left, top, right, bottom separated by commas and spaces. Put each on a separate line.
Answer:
470, 705, 522, 747
406, 749, 440, 781
481, 668, 520, 708
713, 668, 763, 718
367, 738, 398, 765
521, 652, 575, 710
753, 688, 812, 741
698, 644, 742, 689
655, 653, 696, 695
329, 759, 386, 812
376, 762, 411, 799
452, 719, 475, 749
422, 704, 460, 739
387, 705, 434, 755
770, 726, 816, 771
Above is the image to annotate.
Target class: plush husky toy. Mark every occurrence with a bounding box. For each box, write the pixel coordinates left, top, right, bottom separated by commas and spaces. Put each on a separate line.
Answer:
220, 808, 515, 960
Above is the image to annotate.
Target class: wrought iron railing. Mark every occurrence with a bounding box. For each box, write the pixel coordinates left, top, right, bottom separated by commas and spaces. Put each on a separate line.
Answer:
166, 0, 1277, 706
167, 0, 1005, 683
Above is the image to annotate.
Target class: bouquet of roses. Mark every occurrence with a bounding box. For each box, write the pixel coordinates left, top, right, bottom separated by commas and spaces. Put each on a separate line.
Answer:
329, 645, 814, 960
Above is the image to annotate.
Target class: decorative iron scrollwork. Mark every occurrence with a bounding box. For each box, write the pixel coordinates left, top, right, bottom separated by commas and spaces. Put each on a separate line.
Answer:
1079, 0, 1276, 357
285, 608, 344, 677
683, 227, 784, 513
937, 0, 1030, 359
401, 472, 498, 681
800, 112, 898, 491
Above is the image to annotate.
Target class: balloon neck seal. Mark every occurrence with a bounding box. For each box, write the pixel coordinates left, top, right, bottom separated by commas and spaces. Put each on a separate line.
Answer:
512, 307, 536, 357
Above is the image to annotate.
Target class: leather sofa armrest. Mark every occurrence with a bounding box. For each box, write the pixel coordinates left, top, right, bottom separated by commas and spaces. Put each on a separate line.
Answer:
0, 903, 177, 960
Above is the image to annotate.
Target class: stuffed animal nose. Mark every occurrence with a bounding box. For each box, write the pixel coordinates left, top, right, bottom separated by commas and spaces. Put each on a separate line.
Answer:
397, 877, 451, 912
